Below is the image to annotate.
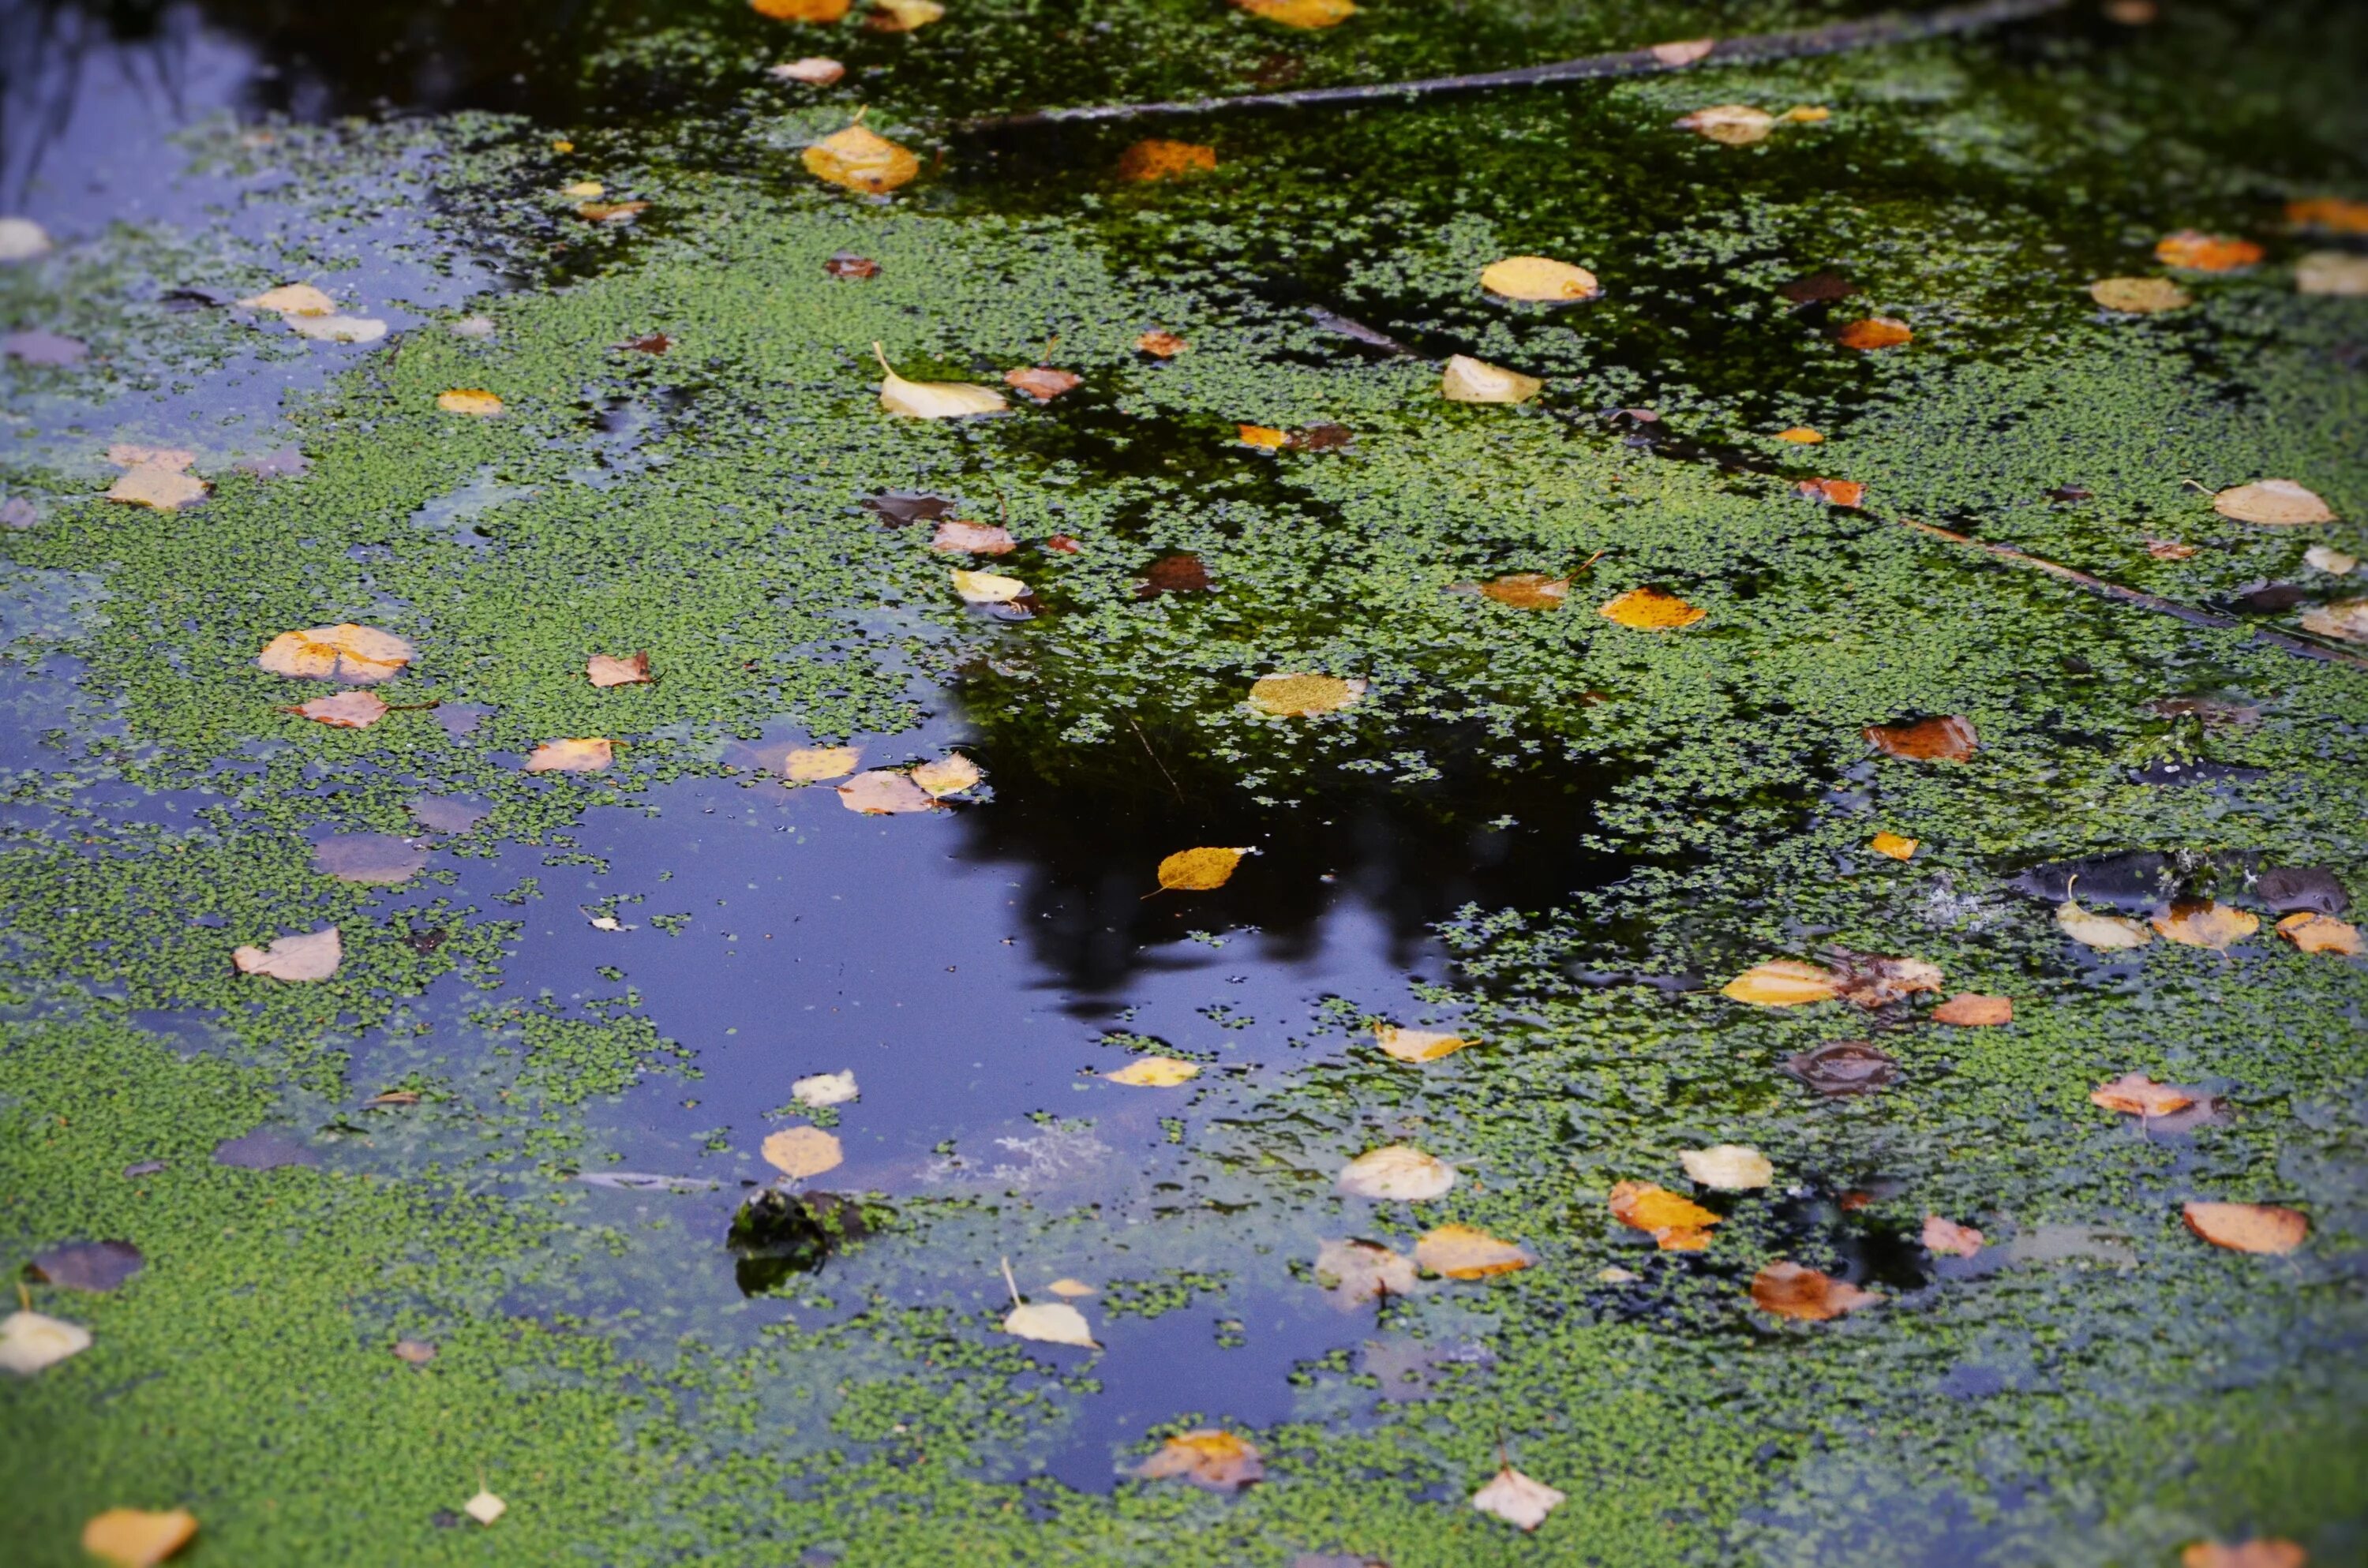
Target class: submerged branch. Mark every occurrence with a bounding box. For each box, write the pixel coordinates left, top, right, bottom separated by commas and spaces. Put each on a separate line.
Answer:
976, 0, 2072, 129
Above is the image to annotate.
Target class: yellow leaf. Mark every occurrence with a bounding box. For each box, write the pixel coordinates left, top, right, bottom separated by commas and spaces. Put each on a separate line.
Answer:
1237, 424, 1289, 449
1471, 1465, 1564, 1531
836, 769, 938, 814
806, 126, 920, 194
577, 200, 650, 225
2089, 276, 2192, 313
950, 568, 1028, 603
1773, 425, 1824, 443
1609, 1180, 1720, 1240
2277, 911, 2362, 954
1721, 959, 1838, 1006
1871, 832, 1918, 860
911, 752, 983, 795
257, 623, 414, 683
0, 1309, 93, 1374
1441, 354, 1541, 404
879, 345, 1007, 417
2150, 900, 2257, 950
1232, 0, 1355, 27
762, 1125, 844, 1178
437, 388, 504, 416
1135, 330, 1186, 357
562, 180, 605, 198
525, 738, 614, 773
105, 466, 210, 511
230, 926, 342, 982
1336, 1144, 1456, 1200
1003, 1300, 1097, 1347
1479, 256, 1601, 301
1780, 104, 1831, 122
1107, 1057, 1200, 1087
2058, 896, 2153, 949
586, 651, 652, 687
1156, 846, 1247, 891
753, 0, 850, 19
1414, 1223, 1528, 1279
782, 745, 860, 781
1598, 586, 1705, 629
867, 0, 943, 29
81, 1508, 198, 1566
238, 283, 335, 316
1373, 1024, 1470, 1063
1678, 1144, 1773, 1190
1675, 103, 1774, 144
1248, 672, 1364, 716
2213, 479, 2336, 526
1137, 1429, 1264, 1488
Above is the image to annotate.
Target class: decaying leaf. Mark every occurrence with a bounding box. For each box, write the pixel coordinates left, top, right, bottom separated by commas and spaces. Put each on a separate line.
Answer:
2183, 1200, 2307, 1255
2306, 545, 2359, 574
1471, 1465, 1564, 1531
437, 388, 504, 417
911, 753, 982, 795
1416, 1224, 1529, 1279
1922, 1214, 1986, 1257
2181, 1538, 2308, 1568
1832, 952, 1943, 1006
823, 253, 879, 279
81, 1508, 198, 1566
1774, 426, 1824, 443
1005, 1299, 1098, 1348
1480, 256, 1601, 301
2299, 600, 2368, 642
1610, 1181, 1722, 1251
1107, 1057, 1201, 1087
1374, 1024, 1470, 1063
1598, 586, 1705, 629
586, 651, 653, 687
526, 738, 614, 773
762, 1126, 844, 1179
770, 57, 847, 84
2059, 893, 2153, 950
792, 1069, 858, 1106
1864, 715, 1977, 761
0, 1309, 93, 1375
807, 125, 920, 194
1115, 140, 1217, 181
866, 0, 944, 31
29, 1243, 143, 1293
837, 770, 938, 814
783, 745, 861, 781
231, 926, 342, 982
1313, 1237, 1417, 1305
1250, 672, 1364, 717
392, 1338, 437, 1364
1141, 552, 1212, 594
106, 462, 210, 511
1479, 573, 1569, 609
1649, 38, 1716, 66
1337, 1144, 1456, 1201
753, 0, 851, 19
312, 834, 426, 885
2277, 911, 2362, 954
2146, 538, 2198, 559
1232, 0, 1356, 28
1680, 1144, 1773, 1191
1722, 960, 1839, 1007
1797, 477, 1865, 507
463, 1491, 506, 1526
879, 346, 1007, 417
1751, 1260, 1879, 1321
2296, 250, 2368, 296
1441, 354, 1542, 404
1838, 316, 1913, 350
1931, 993, 2012, 1026
1871, 832, 1918, 860
2214, 479, 2336, 526
1785, 1040, 1899, 1096
2156, 230, 2263, 271
1136, 330, 1187, 357
1003, 366, 1081, 402
2090, 1072, 2195, 1117
2151, 900, 2257, 949
288, 690, 388, 729
950, 568, 1028, 604
1138, 1429, 1264, 1488
1158, 847, 1248, 891
1675, 103, 1774, 144
2089, 275, 2192, 313
258, 623, 414, 683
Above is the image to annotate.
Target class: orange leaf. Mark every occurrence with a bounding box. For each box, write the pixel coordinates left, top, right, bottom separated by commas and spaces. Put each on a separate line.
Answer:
526, 738, 614, 773
1414, 1224, 1529, 1279
2277, 911, 2362, 954
1137, 331, 1187, 357
1232, 0, 1356, 27
804, 125, 920, 194
1479, 573, 1570, 609
2150, 900, 2257, 950
2182, 1200, 2307, 1255
752, 0, 850, 17
1773, 425, 1823, 443
1609, 1181, 1721, 1250
1115, 140, 1217, 181
1751, 1261, 1879, 1321
1237, 424, 1289, 449
1863, 715, 1976, 760
2287, 196, 2368, 234
1004, 366, 1081, 402
81, 1508, 199, 1566
1598, 586, 1705, 629
1838, 316, 1912, 350
1797, 477, 1864, 507
257, 623, 415, 683
2156, 230, 2264, 271
2182, 1539, 2309, 1568
2089, 1072, 2194, 1118
1931, 993, 2011, 1026
1921, 1214, 1985, 1257
1137, 1429, 1264, 1489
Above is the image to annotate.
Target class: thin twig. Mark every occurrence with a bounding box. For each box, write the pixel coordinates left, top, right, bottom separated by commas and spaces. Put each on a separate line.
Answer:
999, 1255, 1023, 1306
1126, 713, 1186, 803
975, 0, 2070, 129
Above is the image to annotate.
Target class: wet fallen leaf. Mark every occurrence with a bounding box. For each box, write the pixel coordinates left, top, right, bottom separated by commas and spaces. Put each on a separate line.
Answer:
2089, 1072, 2194, 1117
434, 389, 505, 422
1233, 0, 1355, 27
1479, 256, 1601, 301
762, 1126, 844, 1178
1441, 354, 1542, 404
525, 738, 613, 773
562, 180, 605, 199
1676, 103, 1774, 145
238, 283, 334, 316
1136, 330, 1186, 356
2151, 900, 2257, 949
912, 752, 982, 796
1751, 1261, 1879, 1321
1774, 425, 1824, 443
1598, 586, 1705, 629
232, 926, 342, 982
1786, 1040, 1899, 1096
106, 459, 210, 511
1834, 952, 1943, 1006
1680, 1145, 1773, 1190
1922, 1214, 1985, 1257
312, 834, 426, 885
2156, 230, 2263, 271
1140, 552, 1212, 594
1047, 1278, 1096, 1297
1004, 365, 1081, 402
1610, 1181, 1721, 1250
463, 1491, 506, 1526
866, 0, 942, 30
1004, 1299, 1097, 1347
950, 567, 1027, 603
1722, 960, 1839, 1007
2299, 599, 2368, 642
2182, 1539, 2308, 1568
2306, 545, 2359, 574
783, 745, 861, 781
1116, 139, 1217, 181
1797, 477, 1865, 507
1139, 1430, 1263, 1488
1838, 316, 1912, 350
2089, 275, 2192, 313
1158, 846, 1247, 891
1864, 715, 1976, 761
2214, 479, 2336, 526
587, 651, 653, 688
1782, 104, 1831, 122
1337, 1145, 1456, 1200
1649, 38, 1715, 66
2296, 250, 2368, 296
1313, 1237, 1417, 1305
1471, 1465, 1564, 1530
286, 312, 388, 343
1107, 1057, 1201, 1087
791, 1070, 857, 1107
770, 57, 846, 84
1479, 573, 1569, 609
2277, 911, 2362, 954
0, 216, 54, 260
2, 1310, 92, 1374
1932, 993, 2012, 1026
1416, 1224, 1527, 1279
1872, 832, 1918, 860
392, 1338, 437, 1364
1250, 672, 1363, 716
877, 346, 1006, 417
807, 125, 920, 194
1374, 1024, 1470, 1063
2183, 1200, 2306, 1255
1238, 424, 1288, 449
81, 1508, 198, 1565
30, 1240, 144, 1292
754, 0, 849, 19
837, 770, 938, 814
2059, 895, 2153, 949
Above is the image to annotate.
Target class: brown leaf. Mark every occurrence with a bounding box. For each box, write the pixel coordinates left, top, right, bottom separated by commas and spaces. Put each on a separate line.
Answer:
1141, 552, 1212, 596
231, 926, 342, 982
1291, 422, 1354, 451
1797, 477, 1864, 507
2090, 1072, 2197, 1117
771, 54, 847, 84
586, 651, 653, 687
257, 623, 415, 683
577, 200, 650, 225
824, 252, 880, 279
29, 1241, 144, 1292
2181, 1540, 2309, 1568
1921, 1214, 1985, 1258
1675, 103, 1775, 145
1004, 366, 1082, 402
836, 769, 938, 814
1778, 271, 1856, 303
1864, 715, 1976, 761
1751, 1261, 1879, 1321
2213, 480, 2336, 526
1722, 959, 1840, 1007
2156, 230, 2263, 271
1312, 1237, 1416, 1306
1786, 1040, 1898, 1096
2277, 911, 2362, 954
2147, 539, 2198, 559
312, 834, 427, 885
526, 738, 614, 773
2299, 600, 2368, 642
288, 691, 389, 729
1832, 953, 1943, 1007
106, 466, 211, 511
1115, 140, 1217, 181
1931, 993, 2011, 1027
1479, 573, 1569, 609
1136, 331, 1187, 357
1838, 316, 1912, 350
2150, 900, 2258, 949
2182, 1200, 2307, 1255
1598, 586, 1705, 630
1138, 1429, 1265, 1488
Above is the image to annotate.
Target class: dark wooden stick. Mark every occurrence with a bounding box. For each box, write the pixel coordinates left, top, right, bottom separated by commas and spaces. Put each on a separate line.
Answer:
975, 0, 2072, 129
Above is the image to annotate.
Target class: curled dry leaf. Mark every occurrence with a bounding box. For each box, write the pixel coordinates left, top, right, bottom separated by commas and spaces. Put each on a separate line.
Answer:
1003, 366, 1081, 402
1313, 1237, 1416, 1305
762, 1126, 843, 1179
1722, 960, 1839, 1007
2296, 250, 2368, 296
1751, 1261, 1879, 1321
1005, 1299, 1097, 1348
463, 1491, 506, 1526
2181, 1540, 2308, 1568
1864, 714, 1977, 761
258, 623, 414, 683
81, 1508, 199, 1566
2151, 900, 2257, 950
1676, 103, 1774, 145
2214, 480, 2336, 526
792, 1069, 858, 1106
2299, 599, 2368, 642
951, 568, 1027, 604
1838, 316, 1913, 350
1679, 1144, 1772, 1191
1138, 1429, 1264, 1488
837, 770, 938, 814
2089, 1072, 2194, 1117
770, 57, 846, 84
783, 745, 860, 781
2278, 911, 2362, 954
1479, 256, 1601, 301
437, 388, 503, 416
2156, 230, 2263, 271
1115, 140, 1216, 181
1922, 1214, 1985, 1257
754, 0, 851, 18
1649, 38, 1716, 66
879, 346, 1007, 418
1249, 672, 1363, 716
526, 738, 614, 773
288, 690, 388, 729
1871, 832, 1918, 860
1598, 586, 1705, 629
231, 926, 342, 982
1479, 573, 1569, 609
1416, 1224, 1527, 1279
1107, 1057, 1201, 1087
911, 752, 982, 796
1931, 993, 2012, 1026
1232, 0, 1356, 28
1157, 846, 1247, 891
1374, 1024, 1470, 1063
1441, 354, 1542, 404
2183, 1200, 2307, 1255
2059, 895, 2153, 949
1774, 425, 1824, 443
2090, 276, 2192, 313
1337, 1144, 1456, 1201
866, 0, 943, 31
1471, 1465, 1564, 1531
2, 1309, 93, 1374
807, 126, 920, 195
1798, 477, 1864, 507
1136, 330, 1186, 357
1609, 1181, 1721, 1251
1785, 1040, 1899, 1096
586, 651, 653, 688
